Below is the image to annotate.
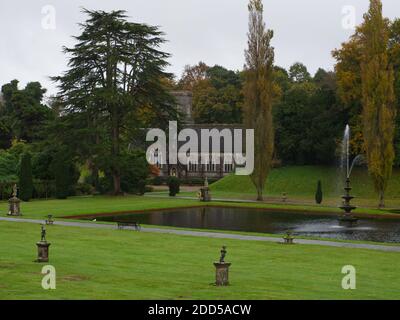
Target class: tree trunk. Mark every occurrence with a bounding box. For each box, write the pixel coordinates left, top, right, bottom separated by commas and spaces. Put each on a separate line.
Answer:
90, 164, 99, 191
378, 191, 385, 209
111, 107, 122, 196
256, 188, 263, 201
113, 172, 121, 196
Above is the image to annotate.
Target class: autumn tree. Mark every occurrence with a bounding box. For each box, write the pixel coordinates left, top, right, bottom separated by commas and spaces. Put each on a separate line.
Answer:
360, 0, 396, 208
178, 62, 209, 91
333, 8, 400, 165
243, 0, 275, 201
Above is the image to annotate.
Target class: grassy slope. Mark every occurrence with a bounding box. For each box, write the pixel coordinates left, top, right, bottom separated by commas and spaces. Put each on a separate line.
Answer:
211, 166, 400, 206
0, 194, 391, 220
0, 221, 399, 300
0, 196, 203, 219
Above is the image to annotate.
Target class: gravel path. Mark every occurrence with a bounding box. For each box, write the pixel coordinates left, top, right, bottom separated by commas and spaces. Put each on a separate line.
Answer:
1, 216, 400, 253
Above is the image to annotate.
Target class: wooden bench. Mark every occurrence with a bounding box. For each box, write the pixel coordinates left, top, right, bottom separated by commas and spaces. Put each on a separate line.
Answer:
117, 222, 141, 231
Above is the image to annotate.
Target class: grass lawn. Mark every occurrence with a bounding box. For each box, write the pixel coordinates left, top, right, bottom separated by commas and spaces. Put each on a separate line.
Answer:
0, 221, 399, 300
210, 166, 400, 208
0, 193, 398, 221
0, 196, 204, 220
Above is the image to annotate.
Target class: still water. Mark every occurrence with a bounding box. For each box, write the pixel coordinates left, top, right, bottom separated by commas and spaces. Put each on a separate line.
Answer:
91, 207, 400, 243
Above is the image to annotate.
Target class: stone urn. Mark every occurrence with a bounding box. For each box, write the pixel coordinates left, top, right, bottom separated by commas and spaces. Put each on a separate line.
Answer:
8, 184, 22, 216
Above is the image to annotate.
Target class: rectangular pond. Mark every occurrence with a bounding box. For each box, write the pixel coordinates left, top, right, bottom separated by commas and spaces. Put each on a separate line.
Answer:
85, 206, 400, 243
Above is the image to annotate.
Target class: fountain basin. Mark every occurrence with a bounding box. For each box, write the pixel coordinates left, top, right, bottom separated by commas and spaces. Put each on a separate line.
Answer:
78, 206, 400, 243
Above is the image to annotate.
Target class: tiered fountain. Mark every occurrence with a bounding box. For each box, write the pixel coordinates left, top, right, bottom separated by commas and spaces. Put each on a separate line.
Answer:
338, 125, 359, 224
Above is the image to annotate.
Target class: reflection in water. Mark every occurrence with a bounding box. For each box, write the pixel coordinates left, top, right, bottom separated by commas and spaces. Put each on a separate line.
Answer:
92, 207, 400, 243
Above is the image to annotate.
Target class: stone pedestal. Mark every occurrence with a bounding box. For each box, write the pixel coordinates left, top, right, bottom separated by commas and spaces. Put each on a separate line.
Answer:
8, 196, 21, 216
36, 241, 51, 263
200, 187, 211, 202
214, 262, 231, 286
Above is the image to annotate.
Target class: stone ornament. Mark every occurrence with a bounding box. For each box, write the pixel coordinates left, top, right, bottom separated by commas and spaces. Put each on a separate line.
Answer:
8, 184, 22, 216
36, 225, 51, 263
214, 246, 231, 286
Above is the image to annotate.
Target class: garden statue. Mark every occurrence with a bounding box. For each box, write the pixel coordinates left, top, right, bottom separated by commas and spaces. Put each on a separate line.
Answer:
8, 184, 22, 216
36, 224, 51, 263
41, 225, 47, 242
219, 246, 227, 263
200, 177, 211, 202
214, 246, 231, 286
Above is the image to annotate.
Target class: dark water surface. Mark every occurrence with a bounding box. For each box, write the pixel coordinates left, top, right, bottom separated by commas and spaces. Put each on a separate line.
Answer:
91, 207, 400, 243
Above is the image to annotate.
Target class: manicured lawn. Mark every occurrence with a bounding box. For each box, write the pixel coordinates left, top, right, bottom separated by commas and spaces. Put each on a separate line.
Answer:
0, 221, 399, 300
210, 166, 400, 208
0, 194, 396, 220
0, 196, 203, 219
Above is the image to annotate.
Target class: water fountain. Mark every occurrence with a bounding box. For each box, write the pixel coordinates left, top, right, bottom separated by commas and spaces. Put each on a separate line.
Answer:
339, 125, 359, 224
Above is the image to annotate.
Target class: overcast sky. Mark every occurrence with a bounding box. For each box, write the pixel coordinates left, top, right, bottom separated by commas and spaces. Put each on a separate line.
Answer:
1, 0, 399, 97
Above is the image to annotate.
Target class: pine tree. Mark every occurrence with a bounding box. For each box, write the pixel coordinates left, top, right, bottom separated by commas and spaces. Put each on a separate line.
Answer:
18, 152, 33, 201
360, 0, 396, 208
52, 9, 176, 195
243, 0, 275, 201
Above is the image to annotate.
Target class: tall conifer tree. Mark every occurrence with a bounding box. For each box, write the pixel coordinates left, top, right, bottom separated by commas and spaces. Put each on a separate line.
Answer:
18, 152, 33, 201
243, 0, 275, 201
360, 0, 396, 208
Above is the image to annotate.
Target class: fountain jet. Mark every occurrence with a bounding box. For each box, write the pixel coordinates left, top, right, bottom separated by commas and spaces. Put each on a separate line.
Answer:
339, 125, 358, 224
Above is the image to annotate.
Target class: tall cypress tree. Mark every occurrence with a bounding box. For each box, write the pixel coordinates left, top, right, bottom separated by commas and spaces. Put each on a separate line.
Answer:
243, 0, 275, 201
315, 180, 323, 204
18, 152, 33, 201
53, 152, 70, 199
360, 0, 396, 208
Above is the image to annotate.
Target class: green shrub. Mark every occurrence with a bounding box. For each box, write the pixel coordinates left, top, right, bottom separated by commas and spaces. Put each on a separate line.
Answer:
53, 152, 70, 199
0, 183, 14, 200
119, 151, 150, 193
137, 179, 147, 195
33, 180, 55, 199
167, 177, 180, 197
18, 152, 33, 201
315, 180, 323, 204
75, 183, 94, 196
152, 176, 164, 186
98, 176, 113, 194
